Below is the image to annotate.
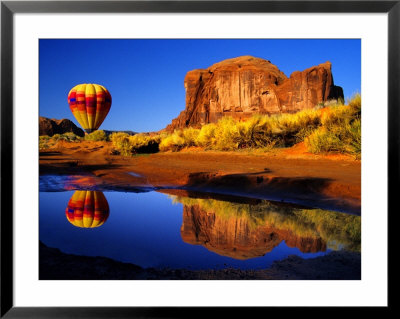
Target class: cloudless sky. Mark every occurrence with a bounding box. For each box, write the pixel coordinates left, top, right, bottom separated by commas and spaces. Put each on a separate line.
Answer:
39, 39, 361, 132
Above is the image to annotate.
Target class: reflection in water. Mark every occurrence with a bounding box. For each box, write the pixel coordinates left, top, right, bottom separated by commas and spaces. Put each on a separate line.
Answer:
65, 190, 109, 228
170, 194, 361, 260
39, 179, 360, 270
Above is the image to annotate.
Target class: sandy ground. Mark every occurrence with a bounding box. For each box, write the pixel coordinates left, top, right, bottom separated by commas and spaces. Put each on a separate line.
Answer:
39, 141, 361, 280
39, 141, 361, 214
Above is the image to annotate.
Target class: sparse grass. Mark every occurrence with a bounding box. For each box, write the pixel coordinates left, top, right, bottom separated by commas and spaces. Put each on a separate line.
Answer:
48, 132, 82, 142
39, 132, 82, 150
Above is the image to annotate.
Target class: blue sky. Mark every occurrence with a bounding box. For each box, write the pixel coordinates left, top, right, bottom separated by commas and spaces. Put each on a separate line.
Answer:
39, 39, 361, 132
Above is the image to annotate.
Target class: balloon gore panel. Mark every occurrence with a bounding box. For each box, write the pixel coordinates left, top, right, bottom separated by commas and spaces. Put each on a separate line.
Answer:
68, 83, 111, 132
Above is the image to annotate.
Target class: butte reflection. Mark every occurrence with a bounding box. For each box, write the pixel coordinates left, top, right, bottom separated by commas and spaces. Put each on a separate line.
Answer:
65, 190, 110, 228
168, 192, 361, 260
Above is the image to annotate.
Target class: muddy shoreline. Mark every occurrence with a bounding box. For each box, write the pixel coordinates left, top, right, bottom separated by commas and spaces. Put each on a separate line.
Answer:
39, 141, 361, 214
39, 241, 361, 280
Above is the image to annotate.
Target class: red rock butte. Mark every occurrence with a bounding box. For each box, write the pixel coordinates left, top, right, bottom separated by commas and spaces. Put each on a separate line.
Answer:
166, 56, 344, 131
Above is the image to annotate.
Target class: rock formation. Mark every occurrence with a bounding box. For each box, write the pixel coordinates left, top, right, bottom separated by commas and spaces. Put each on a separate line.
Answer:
39, 117, 85, 137
180, 204, 326, 260
166, 56, 343, 131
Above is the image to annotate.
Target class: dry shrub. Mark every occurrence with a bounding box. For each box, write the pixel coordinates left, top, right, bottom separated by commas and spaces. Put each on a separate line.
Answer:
196, 123, 217, 148
111, 132, 160, 155
305, 94, 361, 158
84, 130, 108, 141
110, 132, 131, 155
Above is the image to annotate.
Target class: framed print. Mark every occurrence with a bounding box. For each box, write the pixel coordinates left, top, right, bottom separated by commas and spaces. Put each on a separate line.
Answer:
1, 0, 394, 317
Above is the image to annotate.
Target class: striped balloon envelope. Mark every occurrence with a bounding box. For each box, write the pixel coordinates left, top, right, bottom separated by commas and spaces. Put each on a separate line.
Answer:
65, 191, 110, 228
67, 83, 112, 134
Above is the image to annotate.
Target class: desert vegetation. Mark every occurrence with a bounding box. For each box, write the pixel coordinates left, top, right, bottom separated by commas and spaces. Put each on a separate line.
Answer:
39, 132, 82, 150
40, 95, 361, 158
39, 130, 108, 150
305, 94, 361, 158
110, 132, 161, 155
84, 130, 108, 141
113, 94, 360, 157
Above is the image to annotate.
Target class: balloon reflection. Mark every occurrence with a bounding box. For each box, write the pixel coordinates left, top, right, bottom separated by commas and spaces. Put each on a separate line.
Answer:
66, 190, 109, 228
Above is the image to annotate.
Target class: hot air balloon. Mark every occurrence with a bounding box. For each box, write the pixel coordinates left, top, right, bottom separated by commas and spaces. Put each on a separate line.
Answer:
65, 190, 110, 228
67, 83, 111, 134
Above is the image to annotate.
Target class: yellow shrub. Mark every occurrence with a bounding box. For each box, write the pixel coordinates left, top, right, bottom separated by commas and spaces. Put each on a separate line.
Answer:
237, 115, 274, 148
196, 123, 217, 148
305, 127, 341, 153
110, 132, 131, 155
110, 132, 160, 155
181, 127, 200, 146
213, 116, 240, 150
128, 134, 153, 148
348, 93, 361, 110
157, 94, 361, 155
305, 116, 361, 157
159, 131, 185, 152
84, 130, 108, 141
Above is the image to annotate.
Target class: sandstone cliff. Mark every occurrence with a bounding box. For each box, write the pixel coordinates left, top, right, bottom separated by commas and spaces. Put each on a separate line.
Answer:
39, 116, 84, 137
167, 56, 343, 130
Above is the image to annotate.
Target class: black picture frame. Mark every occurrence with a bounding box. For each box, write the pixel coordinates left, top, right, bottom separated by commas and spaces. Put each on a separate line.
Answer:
1, 0, 394, 317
